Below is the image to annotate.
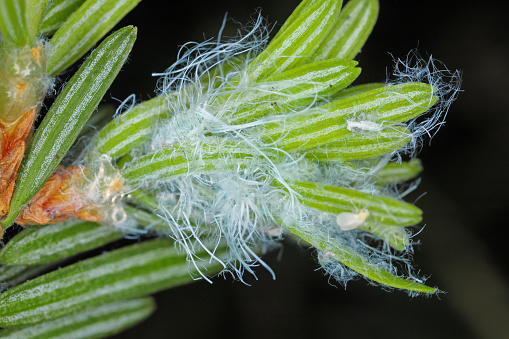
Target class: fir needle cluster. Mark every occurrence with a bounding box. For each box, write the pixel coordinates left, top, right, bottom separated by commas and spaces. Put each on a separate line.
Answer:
0, 0, 460, 337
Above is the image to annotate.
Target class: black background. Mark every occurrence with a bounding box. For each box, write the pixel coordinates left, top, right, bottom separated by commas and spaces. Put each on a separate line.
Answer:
83, 0, 509, 338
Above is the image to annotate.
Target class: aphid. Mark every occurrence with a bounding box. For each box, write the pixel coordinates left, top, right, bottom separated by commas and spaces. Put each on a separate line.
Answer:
336, 208, 370, 231
346, 119, 382, 133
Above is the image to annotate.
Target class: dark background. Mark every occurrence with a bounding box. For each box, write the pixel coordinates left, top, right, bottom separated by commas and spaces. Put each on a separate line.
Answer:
97, 0, 509, 338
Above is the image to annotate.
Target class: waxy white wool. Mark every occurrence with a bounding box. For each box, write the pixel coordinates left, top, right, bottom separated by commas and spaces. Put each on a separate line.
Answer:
87, 17, 459, 291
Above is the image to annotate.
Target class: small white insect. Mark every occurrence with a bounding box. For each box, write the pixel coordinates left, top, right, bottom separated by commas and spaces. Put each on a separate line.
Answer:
346, 119, 382, 133
264, 226, 283, 237
336, 209, 370, 231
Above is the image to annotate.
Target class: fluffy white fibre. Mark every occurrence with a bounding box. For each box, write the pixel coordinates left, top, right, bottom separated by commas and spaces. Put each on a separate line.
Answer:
93, 17, 459, 290
387, 51, 462, 157
135, 16, 299, 280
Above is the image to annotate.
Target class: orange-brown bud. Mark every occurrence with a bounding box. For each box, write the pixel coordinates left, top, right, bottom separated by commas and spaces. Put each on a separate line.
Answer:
15, 166, 103, 226
0, 108, 35, 217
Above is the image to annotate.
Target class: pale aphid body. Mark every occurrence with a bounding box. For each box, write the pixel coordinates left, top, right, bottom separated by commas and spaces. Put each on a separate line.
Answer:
336, 208, 370, 230
346, 119, 382, 133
